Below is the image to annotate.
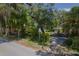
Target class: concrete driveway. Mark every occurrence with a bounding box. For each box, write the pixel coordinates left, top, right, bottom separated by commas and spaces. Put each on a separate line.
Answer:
0, 38, 37, 56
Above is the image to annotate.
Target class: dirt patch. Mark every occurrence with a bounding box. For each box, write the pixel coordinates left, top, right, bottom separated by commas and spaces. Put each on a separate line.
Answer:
16, 40, 41, 50
16, 39, 49, 51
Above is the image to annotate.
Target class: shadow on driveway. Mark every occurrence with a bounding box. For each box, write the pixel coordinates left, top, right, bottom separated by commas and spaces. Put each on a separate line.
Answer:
0, 37, 9, 44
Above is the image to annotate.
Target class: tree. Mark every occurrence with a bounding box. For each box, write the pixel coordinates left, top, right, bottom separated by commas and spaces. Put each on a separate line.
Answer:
26, 4, 54, 48
0, 3, 55, 47
62, 6, 79, 36
0, 4, 28, 38
9, 4, 28, 38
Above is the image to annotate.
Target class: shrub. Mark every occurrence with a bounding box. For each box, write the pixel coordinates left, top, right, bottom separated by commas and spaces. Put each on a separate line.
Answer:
64, 37, 72, 47
28, 27, 50, 46
39, 32, 50, 46
71, 37, 79, 51
65, 37, 79, 51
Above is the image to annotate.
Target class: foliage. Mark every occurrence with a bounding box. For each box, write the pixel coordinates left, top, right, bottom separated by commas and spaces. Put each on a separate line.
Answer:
65, 37, 79, 51
0, 3, 79, 51
0, 3, 55, 46
62, 6, 79, 36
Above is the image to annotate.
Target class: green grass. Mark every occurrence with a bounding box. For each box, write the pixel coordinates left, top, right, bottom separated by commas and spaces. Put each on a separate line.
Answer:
21, 38, 42, 49
19, 38, 49, 50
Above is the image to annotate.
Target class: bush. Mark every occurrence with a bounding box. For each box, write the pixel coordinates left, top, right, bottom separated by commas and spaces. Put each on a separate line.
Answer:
64, 37, 72, 47
71, 37, 79, 51
65, 37, 79, 51
39, 32, 50, 45
27, 27, 50, 46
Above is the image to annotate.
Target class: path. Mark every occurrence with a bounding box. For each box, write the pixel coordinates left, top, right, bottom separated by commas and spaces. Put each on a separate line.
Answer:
0, 38, 37, 56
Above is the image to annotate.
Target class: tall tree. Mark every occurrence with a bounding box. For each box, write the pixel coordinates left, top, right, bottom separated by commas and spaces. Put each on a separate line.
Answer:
62, 6, 79, 36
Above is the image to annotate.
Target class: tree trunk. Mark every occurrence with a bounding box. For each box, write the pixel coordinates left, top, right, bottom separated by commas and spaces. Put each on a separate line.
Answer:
4, 16, 8, 37
39, 25, 45, 50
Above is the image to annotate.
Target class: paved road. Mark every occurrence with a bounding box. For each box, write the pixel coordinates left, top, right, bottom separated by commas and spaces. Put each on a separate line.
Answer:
0, 38, 37, 56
